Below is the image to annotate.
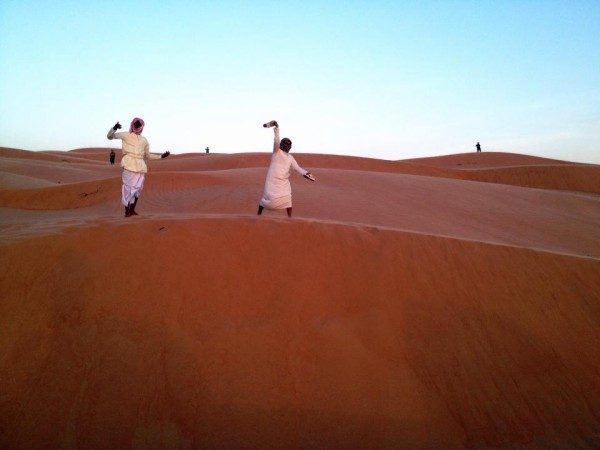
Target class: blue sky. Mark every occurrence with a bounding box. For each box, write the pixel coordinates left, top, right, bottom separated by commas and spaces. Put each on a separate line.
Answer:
1, 0, 598, 163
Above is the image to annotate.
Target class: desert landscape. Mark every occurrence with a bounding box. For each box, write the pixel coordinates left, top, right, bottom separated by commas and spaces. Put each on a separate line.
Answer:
1, 146, 599, 448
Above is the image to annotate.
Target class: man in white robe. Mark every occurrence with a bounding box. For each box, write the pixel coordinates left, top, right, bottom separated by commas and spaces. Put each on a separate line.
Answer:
107, 117, 170, 217
258, 120, 315, 217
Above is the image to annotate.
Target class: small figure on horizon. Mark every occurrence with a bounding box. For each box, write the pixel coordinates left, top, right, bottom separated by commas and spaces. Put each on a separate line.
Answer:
109, 149, 116, 165
107, 117, 170, 217
205, 146, 210, 154
476, 142, 482, 153
257, 120, 315, 218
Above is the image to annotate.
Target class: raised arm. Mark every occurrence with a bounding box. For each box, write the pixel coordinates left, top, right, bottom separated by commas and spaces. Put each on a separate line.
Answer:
107, 127, 126, 140
263, 120, 280, 153
107, 121, 125, 140
272, 125, 281, 153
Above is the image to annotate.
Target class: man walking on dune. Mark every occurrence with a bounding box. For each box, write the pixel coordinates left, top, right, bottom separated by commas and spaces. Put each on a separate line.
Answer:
107, 117, 170, 217
257, 120, 315, 218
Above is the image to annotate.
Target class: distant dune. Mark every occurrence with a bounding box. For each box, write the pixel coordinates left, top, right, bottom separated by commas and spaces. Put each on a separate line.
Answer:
1, 147, 599, 448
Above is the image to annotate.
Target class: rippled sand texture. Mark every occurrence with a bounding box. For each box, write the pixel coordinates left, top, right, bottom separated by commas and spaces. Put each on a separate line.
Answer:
1, 146, 599, 448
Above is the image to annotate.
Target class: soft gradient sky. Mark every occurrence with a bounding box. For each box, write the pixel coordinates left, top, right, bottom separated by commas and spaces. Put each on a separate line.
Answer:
1, 0, 599, 162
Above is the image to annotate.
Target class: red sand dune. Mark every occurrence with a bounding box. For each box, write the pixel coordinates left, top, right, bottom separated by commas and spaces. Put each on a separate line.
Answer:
1, 147, 599, 448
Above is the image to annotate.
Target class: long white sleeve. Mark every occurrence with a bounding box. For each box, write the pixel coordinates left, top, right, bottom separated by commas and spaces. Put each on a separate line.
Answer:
273, 126, 280, 153
290, 155, 308, 176
107, 127, 128, 140
144, 142, 161, 160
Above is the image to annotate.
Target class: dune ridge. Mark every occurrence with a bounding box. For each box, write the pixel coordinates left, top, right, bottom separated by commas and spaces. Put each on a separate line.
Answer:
1, 147, 599, 448
3, 147, 600, 193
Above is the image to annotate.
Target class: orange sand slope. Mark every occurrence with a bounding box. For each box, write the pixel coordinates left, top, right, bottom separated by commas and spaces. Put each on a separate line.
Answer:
1, 148, 599, 448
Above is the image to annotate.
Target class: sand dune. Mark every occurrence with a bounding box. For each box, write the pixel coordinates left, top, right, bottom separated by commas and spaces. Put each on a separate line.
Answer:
4, 147, 598, 194
403, 152, 600, 193
1, 147, 599, 448
403, 151, 581, 168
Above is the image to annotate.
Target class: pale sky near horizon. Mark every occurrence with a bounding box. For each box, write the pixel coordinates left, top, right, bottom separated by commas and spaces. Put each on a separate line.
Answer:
1, 0, 599, 163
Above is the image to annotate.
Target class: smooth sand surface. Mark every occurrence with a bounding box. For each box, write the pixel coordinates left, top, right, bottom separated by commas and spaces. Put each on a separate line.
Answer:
1, 147, 599, 448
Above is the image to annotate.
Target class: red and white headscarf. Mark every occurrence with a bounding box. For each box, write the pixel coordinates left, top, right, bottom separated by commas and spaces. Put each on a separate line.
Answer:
129, 117, 145, 134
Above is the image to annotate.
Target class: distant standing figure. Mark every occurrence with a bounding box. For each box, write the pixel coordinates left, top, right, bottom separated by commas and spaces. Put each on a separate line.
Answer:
205, 146, 210, 154
109, 149, 116, 165
476, 142, 481, 153
107, 117, 170, 217
257, 120, 315, 218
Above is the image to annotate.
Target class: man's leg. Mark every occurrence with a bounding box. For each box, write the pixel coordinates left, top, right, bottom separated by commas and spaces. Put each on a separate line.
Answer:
257, 205, 264, 215
130, 197, 139, 215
